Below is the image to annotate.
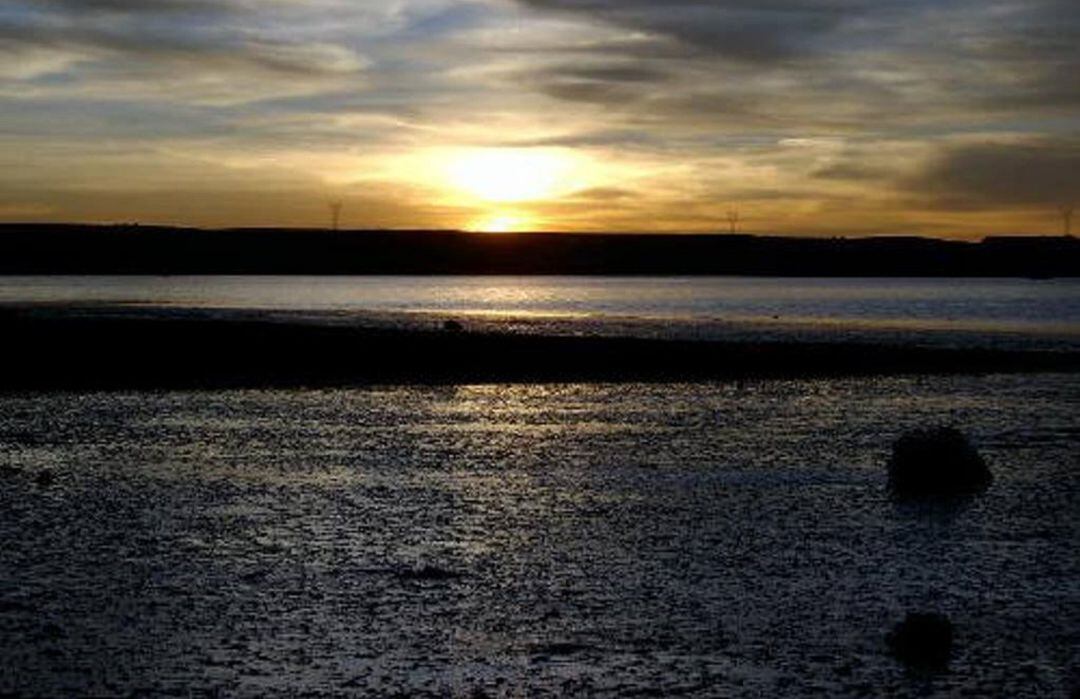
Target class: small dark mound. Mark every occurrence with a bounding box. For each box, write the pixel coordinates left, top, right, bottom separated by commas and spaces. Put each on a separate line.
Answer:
888, 426, 991, 498
396, 565, 462, 582
442, 319, 464, 332
34, 469, 56, 488
887, 612, 953, 671
530, 641, 594, 657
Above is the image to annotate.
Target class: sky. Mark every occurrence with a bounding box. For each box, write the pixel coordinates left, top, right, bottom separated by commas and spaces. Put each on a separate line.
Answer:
1, 0, 1078, 236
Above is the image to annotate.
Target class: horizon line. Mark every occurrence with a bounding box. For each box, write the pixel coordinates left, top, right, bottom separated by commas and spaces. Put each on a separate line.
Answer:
2, 221, 1074, 243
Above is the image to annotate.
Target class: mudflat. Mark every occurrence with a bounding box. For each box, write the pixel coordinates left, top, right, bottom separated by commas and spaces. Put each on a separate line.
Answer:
2, 305, 1077, 390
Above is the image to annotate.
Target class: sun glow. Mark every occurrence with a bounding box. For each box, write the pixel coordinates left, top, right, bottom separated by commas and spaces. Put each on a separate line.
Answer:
445, 148, 578, 203
470, 212, 533, 233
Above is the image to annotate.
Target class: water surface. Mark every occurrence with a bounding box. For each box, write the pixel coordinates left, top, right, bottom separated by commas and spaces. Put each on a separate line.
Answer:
1, 375, 1077, 696
1, 276, 1076, 328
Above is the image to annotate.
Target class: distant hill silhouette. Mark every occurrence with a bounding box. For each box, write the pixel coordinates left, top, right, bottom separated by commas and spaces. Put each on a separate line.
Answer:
0, 224, 1076, 276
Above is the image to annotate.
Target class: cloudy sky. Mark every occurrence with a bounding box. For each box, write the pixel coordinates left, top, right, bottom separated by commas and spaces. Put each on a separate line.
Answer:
2, 0, 1077, 236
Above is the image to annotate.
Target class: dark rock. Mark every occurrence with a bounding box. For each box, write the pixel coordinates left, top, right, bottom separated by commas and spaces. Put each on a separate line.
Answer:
442, 319, 464, 332
887, 612, 953, 671
396, 565, 461, 582
34, 469, 56, 487
888, 426, 991, 498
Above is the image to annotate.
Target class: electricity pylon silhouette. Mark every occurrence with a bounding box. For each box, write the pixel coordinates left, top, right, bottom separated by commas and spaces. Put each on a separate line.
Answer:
329, 200, 343, 232
726, 208, 740, 234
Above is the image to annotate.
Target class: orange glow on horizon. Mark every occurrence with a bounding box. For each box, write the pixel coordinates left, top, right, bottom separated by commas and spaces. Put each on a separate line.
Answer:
469, 213, 533, 233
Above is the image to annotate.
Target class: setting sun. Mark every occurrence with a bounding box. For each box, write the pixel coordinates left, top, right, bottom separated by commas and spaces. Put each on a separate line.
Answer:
445, 149, 576, 203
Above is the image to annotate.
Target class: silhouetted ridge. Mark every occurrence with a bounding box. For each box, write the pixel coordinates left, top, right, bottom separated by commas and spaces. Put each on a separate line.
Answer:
0, 224, 1076, 276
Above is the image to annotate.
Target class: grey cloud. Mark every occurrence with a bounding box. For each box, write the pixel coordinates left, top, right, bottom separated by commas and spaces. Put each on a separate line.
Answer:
518, 61, 672, 108
512, 0, 1080, 128
908, 139, 1080, 209
540, 64, 671, 84
813, 163, 894, 181
537, 80, 640, 104
35, 0, 224, 12
514, 0, 868, 63
508, 130, 663, 148
972, 9, 1080, 113
1, 0, 365, 102
570, 186, 637, 201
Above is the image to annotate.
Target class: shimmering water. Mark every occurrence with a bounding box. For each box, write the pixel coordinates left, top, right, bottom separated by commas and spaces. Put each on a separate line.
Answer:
3, 275, 1078, 337
1, 375, 1077, 696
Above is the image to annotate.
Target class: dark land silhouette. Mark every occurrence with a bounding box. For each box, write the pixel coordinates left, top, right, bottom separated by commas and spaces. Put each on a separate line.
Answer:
2, 306, 1077, 390
0, 224, 1077, 276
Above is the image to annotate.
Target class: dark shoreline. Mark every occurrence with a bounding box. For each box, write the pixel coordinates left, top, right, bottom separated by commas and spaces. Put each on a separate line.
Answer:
2, 224, 1078, 276
3, 306, 1077, 390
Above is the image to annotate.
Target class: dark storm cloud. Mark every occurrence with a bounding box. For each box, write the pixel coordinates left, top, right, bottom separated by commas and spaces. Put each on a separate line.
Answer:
909, 139, 1080, 209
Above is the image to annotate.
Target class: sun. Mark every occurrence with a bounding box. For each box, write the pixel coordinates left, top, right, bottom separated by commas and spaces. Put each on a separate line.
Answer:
445, 148, 576, 203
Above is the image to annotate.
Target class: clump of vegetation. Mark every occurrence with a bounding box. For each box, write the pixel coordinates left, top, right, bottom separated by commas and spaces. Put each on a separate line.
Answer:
888, 426, 991, 498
